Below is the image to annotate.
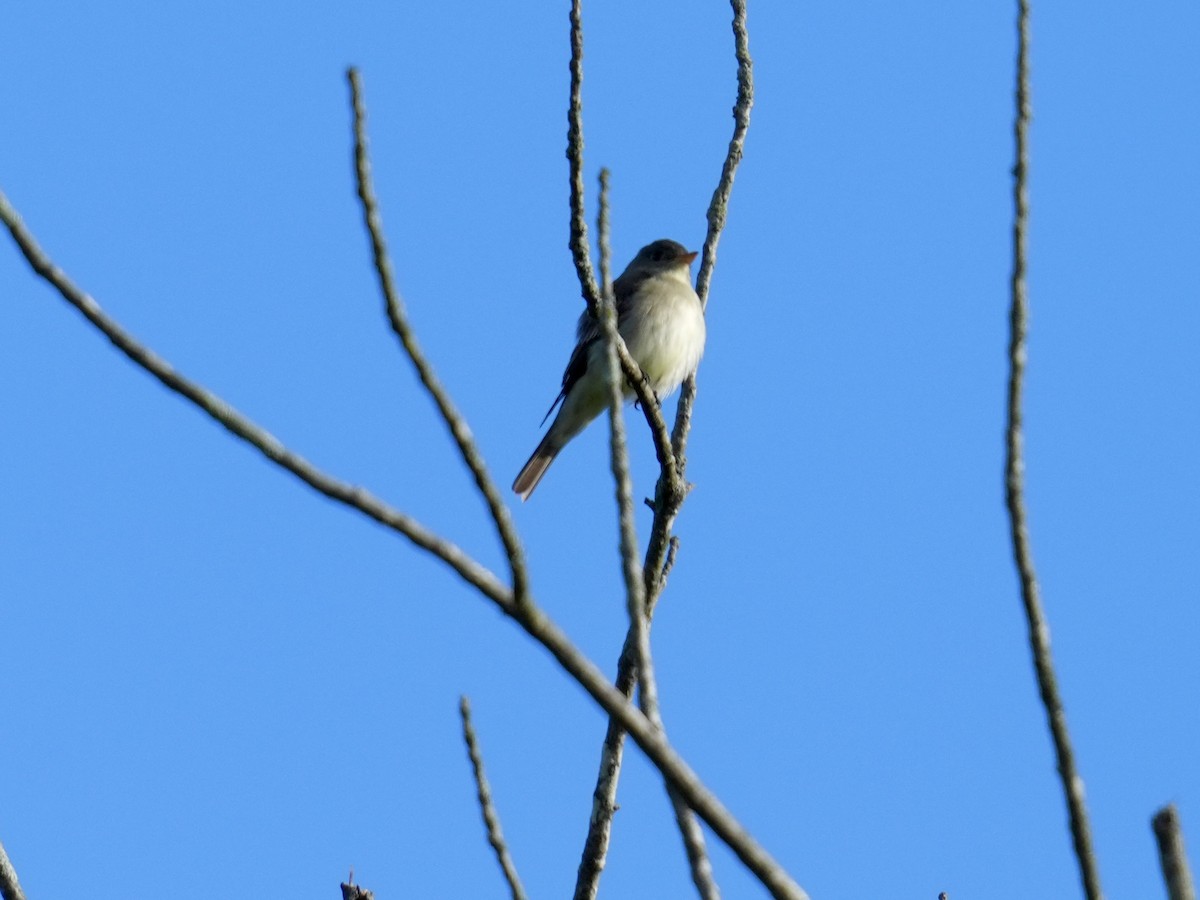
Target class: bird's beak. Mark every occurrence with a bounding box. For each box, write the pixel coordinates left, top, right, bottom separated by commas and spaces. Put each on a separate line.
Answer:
680, 250, 699, 265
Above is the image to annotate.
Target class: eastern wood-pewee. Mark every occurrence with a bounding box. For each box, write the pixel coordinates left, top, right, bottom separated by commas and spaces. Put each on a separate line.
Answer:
513, 238, 706, 500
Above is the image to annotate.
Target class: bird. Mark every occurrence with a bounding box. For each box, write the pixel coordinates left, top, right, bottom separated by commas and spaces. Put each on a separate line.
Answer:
512, 238, 706, 500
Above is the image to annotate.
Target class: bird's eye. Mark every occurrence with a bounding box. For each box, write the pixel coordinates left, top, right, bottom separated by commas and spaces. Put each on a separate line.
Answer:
651, 248, 666, 261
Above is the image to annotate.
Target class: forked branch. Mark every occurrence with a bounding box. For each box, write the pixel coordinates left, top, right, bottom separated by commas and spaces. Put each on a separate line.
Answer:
574, 2, 756, 898
0, 60, 804, 898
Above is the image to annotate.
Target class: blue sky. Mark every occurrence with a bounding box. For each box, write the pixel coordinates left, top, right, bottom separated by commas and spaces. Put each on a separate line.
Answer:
3, 2, 1198, 899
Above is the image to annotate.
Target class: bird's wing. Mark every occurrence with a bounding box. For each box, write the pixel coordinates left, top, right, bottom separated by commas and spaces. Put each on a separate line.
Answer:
540, 277, 648, 428
613, 269, 651, 322
540, 307, 599, 426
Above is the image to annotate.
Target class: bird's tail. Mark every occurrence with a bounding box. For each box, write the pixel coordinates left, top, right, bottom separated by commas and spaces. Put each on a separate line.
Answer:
512, 431, 560, 501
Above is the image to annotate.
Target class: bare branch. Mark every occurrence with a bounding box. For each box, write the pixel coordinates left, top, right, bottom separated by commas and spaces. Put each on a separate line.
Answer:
5, 43, 803, 890
0, 839, 27, 900
694, 0, 754, 313
660, 535, 682, 588
1153, 805, 1197, 900
347, 68, 531, 607
621, 342, 681, 479
2, 186, 803, 898
598, 168, 614, 300
597, 170, 720, 900
459, 696, 529, 900
0, 188, 511, 609
340, 881, 375, 900
666, 0, 755, 481
565, 1, 679, 484
1004, 5, 1104, 900
577, 1, 754, 887
566, 0, 601, 313
649, 0, 754, 603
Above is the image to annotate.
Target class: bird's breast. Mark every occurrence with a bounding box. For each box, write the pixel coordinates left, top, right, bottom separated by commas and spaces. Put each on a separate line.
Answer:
620, 282, 706, 397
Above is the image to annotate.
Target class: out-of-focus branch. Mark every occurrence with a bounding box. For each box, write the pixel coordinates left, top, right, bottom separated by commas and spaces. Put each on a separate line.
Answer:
347, 68, 531, 607
0, 838, 27, 900
1153, 805, 1197, 900
1003, 5, 1104, 900
340, 880, 375, 900
598, 168, 614, 301
2, 183, 805, 900
459, 696, 529, 900
596, 172, 720, 900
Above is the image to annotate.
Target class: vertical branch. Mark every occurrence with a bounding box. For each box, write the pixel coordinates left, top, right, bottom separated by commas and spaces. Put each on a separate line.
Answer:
567, 0, 602, 314
459, 696, 529, 900
596, 169, 720, 900
565, 7, 675, 476
0, 839, 27, 900
597, 168, 614, 300
1004, 6, 1104, 900
693, 0, 754, 313
1153, 805, 1197, 900
647, 0, 754, 604
347, 68, 531, 607
575, 3, 752, 898
573, 169, 630, 900
668, 0, 754, 474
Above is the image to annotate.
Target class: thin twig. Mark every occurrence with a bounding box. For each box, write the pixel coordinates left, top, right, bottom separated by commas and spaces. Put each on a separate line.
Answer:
1004, 6, 1104, 900
566, 0, 601, 313
660, 535, 682, 589
0, 839, 27, 900
347, 68, 531, 607
577, 2, 754, 892
667, 0, 754, 477
597, 171, 720, 900
1153, 805, 1197, 900
459, 696, 529, 900
2, 185, 807, 900
693, 0, 753, 314
564, 0, 679, 483
598, 168, 614, 300
594, 173, 664, 473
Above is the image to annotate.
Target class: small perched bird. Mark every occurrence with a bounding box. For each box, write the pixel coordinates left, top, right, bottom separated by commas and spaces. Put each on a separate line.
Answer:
513, 238, 706, 500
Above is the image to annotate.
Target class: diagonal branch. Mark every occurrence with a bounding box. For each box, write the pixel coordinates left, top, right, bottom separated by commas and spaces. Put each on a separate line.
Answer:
459, 696, 529, 900
347, 68, 530, 606
0, 187, 510, 609
1004, 4, 1104, 900
2, 182, 807, 900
